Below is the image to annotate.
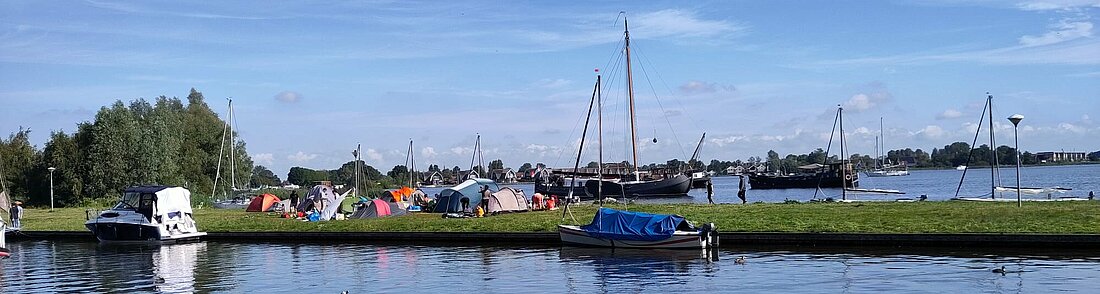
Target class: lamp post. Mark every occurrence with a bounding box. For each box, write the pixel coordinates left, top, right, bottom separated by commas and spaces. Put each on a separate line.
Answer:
47, 167, 56, 211
1007, 114, 1024, 208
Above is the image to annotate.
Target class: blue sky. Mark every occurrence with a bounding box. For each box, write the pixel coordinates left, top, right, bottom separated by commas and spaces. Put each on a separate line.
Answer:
2, 0, 1098, 177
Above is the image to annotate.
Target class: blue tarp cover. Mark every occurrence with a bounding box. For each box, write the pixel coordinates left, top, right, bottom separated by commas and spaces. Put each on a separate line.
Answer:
580, 208, 689, 241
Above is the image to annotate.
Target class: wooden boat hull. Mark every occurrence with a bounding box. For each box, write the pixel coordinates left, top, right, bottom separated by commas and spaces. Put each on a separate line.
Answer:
584, 174, 692, 198
748, 173, 858, 189
558, 225, 709, 249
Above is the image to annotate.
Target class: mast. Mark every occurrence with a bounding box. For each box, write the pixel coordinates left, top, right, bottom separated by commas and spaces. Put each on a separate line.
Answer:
406, 140, 415, 187
624, 17, 640, 181
597, 74, 604, 202
354, 143, 361, 198
839, 106, 847, 201
211, 98, 231, 199
689, 133, 706, 173
986, 93, 1000, 198
879, 117, 885, 167
228, 98, 236, 191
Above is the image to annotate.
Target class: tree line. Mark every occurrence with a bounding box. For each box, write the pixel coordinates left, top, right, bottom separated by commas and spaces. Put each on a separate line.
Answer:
0, 89, 255, 207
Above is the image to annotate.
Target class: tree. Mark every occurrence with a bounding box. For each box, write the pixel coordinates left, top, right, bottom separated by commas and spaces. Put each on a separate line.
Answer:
250, 165, 281, 187
518, 162, 532, 173
0, 128, 41, 204
489, 159, 504, 171
41, 131, 85, 205
1088, 151, 1100, 161
388, 165, 409, 184
586, 161, 599, 168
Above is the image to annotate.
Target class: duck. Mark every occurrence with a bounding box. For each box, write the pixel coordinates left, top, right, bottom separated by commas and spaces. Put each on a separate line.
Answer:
992, 266, 1006, 274
734, 256, 746, 265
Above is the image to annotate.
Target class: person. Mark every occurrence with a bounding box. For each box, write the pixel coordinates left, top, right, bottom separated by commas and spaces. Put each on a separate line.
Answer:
480, 185, 493, 212
11, 201, 23, 229
460, 197, 470, 213
1089, 191, 1095, 201
706, 179, 715, 204
737, 176, 747, 204
289, 190, 299, 214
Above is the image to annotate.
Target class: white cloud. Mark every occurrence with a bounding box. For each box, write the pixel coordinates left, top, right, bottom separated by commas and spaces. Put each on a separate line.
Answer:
709, 135, 746, 147
450, 146, 473, 156
1016, 0, 1100, 11
1019, 21, 1093, 47
631, 9, 746, 40
274, 91, 303, 103
421, 146, 438, 158
916, 125, 946, 140
534, 78, 572, 89
937, 109, 964, 120
1059, 122, 1088, 133
252, 153, 274, 166
287, 151, 317, 163
679, 80, 736, 95
364, 148, 383, 163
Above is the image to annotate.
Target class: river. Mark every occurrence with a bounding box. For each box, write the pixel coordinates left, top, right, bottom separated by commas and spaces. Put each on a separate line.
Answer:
3, 240, 1098, 293
420, 164, 1099, 204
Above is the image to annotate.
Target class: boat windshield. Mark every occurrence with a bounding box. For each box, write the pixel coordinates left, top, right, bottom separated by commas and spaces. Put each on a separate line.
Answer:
113, 192, 141, 210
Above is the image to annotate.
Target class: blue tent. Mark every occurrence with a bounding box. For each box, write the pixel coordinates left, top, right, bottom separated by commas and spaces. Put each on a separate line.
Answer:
580, 208, 693, 241
433, 178, 500, 213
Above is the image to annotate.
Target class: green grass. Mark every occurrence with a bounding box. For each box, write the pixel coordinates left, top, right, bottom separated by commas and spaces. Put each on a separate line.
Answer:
20, 201, 1100, 234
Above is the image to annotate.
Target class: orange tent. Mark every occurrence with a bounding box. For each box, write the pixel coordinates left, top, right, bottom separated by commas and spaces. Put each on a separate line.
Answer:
246, 194, 282, 212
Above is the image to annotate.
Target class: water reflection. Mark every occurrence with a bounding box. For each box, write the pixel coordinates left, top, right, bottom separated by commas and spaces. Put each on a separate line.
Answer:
4, 241, 1100, 293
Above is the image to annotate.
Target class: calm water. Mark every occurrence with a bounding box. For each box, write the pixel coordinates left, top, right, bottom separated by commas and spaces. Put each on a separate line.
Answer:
425, 164, 1100, 204
3, 240, 1099, 293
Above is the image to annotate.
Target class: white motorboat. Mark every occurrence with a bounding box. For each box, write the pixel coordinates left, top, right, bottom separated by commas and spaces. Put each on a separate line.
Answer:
85, 186, 207, 242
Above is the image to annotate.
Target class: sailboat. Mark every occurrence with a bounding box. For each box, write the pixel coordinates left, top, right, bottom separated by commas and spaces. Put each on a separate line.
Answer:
580, 16, 692, 199
864, 117, 909, 177
557, 70, 718, 249
211, 98, 254, 209
952, 93, 1084, 202
751, 106, 859, 190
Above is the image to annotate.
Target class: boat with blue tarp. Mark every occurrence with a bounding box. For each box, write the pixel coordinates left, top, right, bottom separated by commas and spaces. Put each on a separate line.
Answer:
558, 207, 717, 249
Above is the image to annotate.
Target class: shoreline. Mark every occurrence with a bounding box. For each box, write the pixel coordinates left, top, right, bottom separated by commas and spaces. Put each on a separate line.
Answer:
9, 230, 1100, 248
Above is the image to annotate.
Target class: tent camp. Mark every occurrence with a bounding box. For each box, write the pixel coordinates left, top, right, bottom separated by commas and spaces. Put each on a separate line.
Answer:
297, 185, 338, 212
350, 199, 408, 219
486, 187, 529, 214
246, 194, 282, 212
433, 178, 499, 213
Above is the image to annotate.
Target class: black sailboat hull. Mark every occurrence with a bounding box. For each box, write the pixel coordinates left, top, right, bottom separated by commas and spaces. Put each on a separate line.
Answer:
534, 183, 589, 199
748, 173, 858, 189
584, 174, 692, 198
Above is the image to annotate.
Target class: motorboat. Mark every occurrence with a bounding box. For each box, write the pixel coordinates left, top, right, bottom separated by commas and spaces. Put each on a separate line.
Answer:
85, 186, 207, 242
558, 207, 718, 249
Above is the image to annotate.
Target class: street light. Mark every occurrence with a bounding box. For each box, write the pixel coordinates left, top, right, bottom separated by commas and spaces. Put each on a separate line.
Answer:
1007, 114, 1024, 208
47, 167, 56, 212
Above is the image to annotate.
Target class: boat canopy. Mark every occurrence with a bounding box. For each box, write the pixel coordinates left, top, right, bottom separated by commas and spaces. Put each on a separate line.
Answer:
123, 186, 193, 217
579, 208, 693, 241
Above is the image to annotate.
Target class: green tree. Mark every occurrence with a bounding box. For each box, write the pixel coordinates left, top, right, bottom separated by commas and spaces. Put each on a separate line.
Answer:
250, 165, 281, 187
41, 131, 85, 205
489, 159, 504, 171
518, 162, 532, 173
0, 128, 41, 204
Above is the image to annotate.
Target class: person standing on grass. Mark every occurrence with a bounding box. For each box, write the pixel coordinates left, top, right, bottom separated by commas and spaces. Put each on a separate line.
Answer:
737, 176, 747, 204
706, 179, 715, 204
11, 201, 23, 229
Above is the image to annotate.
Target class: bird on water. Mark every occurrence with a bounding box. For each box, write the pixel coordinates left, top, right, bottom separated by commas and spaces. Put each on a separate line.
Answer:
735, 256, 746, 265
992, 266, 1006, 274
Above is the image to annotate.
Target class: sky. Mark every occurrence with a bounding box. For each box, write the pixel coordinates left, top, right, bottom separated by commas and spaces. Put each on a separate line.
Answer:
2, 0, 1098, 178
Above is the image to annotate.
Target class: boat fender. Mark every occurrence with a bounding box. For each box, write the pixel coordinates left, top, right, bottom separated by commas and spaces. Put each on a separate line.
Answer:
844, 175, 853, 180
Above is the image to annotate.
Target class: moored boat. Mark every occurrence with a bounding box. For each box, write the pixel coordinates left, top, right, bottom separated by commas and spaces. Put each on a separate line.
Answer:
748, 162, 858, 189
85, 186, 207, 242
558, 207, 717, 249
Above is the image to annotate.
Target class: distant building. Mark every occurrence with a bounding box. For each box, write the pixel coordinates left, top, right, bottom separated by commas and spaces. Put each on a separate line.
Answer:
725, 166, 744, 175
490, 168, 518, 183
1036, 151, 1087, 163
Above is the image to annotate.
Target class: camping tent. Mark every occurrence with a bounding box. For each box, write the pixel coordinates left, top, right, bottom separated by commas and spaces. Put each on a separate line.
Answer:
433, 178, 500, 213
340, 196, 366, 213
350, 199, 407, 219
246, 194, 282, 212
486, 187, 529, 214
297, 185, 338, 212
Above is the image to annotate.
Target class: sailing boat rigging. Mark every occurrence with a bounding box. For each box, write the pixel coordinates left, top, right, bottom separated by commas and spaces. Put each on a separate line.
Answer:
864, 117, 909, 177
581, 16, 692, 199
211, 98, 251, 209
952, 93, 1081, 202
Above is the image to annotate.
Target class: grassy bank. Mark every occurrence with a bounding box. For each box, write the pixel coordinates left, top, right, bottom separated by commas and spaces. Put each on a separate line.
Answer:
20, 201, 1100, 234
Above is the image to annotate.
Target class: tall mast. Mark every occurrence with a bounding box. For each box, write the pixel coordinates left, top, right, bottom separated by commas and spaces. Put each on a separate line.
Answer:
211, 98, 230, 199
986, 93, 999, 198
839, 106, 847, 201
597, 74, 604, 202
228, 98, 236, 191
879, 117, 885, 167
624, 17, 640, 181
407, 140, 415, 187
